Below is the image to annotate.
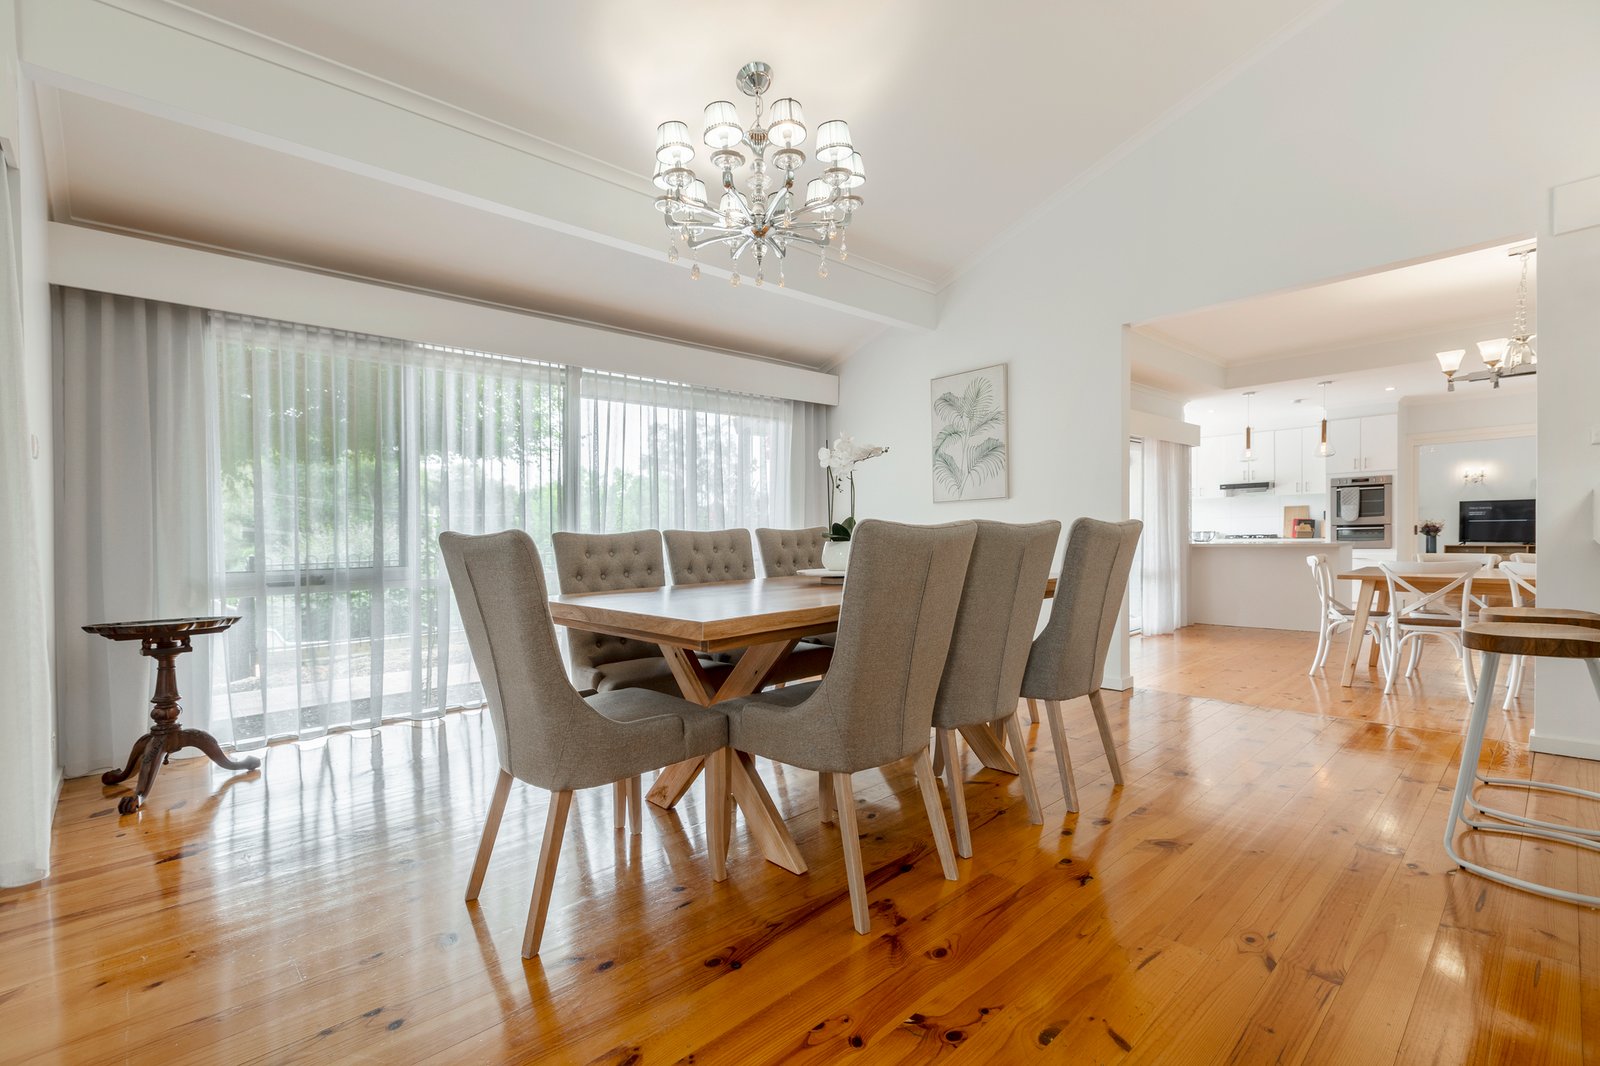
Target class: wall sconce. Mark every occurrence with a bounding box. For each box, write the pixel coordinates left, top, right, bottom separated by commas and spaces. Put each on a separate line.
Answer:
1462, 469, 1487, 484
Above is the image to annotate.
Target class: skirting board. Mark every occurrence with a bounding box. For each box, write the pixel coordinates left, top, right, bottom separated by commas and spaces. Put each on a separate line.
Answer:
1102, 673, 1134, 692
1527, 729, 1600, 763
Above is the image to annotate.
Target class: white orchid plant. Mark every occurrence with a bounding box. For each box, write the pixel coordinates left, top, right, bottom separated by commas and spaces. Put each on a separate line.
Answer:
818, 434, 889, 542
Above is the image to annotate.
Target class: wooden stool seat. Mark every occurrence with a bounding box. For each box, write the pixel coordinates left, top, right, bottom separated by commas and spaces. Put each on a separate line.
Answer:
1462, 622, 1600, 659
1480, 606, 1600, 629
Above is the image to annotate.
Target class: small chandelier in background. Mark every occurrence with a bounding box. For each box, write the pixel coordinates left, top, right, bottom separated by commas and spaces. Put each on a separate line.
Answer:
652, 61, 863, 288
1435, 243, 1537, 391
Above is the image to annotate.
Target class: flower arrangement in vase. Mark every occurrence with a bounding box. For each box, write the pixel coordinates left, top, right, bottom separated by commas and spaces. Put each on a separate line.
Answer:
1419, 519, 1443, 554
817, 434, 889, 571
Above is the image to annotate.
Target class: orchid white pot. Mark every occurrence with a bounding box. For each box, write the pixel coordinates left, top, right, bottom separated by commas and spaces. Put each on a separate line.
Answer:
821, 539, 851, 572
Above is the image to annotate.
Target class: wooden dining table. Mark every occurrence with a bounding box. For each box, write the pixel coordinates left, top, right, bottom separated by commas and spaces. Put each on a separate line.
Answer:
1335, 566, 1519, 687
548, 573, 1057, 874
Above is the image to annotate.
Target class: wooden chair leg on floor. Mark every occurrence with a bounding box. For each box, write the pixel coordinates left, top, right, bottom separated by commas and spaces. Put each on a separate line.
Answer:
627, 774, 643, 836
466, 769, 513, 902
1044, 699, 1080, 812
818, 771, 836, 824
706, 748, 730, 882
831, 772, 871, 934
914, 748, 960, 880
1003, 713, 1043, 824
931, 735, 944, 777
613, 780, 628, 831
522, 789, 573, 959
1087, 690, 1124, 787
1027, 698, 1040, 725
937, 729, 972, 859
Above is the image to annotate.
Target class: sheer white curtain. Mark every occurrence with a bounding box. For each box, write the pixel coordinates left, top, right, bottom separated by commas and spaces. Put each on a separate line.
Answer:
1140, 439, 1191, 636
0, 162, 54, 885
55, 289, 214, 779
577, 369, 808, 532
208, 314, 567, 747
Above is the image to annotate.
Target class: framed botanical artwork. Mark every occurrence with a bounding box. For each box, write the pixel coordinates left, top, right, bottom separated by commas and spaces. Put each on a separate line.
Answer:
930, 362, 1009, 503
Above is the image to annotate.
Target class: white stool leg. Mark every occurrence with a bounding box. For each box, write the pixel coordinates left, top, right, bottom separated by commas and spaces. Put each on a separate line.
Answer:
1444, 652, 1499, 865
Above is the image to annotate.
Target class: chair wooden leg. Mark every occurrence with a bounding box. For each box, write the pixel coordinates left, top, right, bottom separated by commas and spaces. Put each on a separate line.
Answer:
817, 770, 836, 824
1044, 699, 1079, 812
627, 774, 643, 836
522, 789, 573, 959
1087, 690, 1124, 787
938, 729, 972, 859
706, 748, 730, 882
613, 780, 627, 832
1004, 713, 1043, 825
831, 772, 870, 934
466, 769, 513, 902
915, 748, 960, 880
1026, 698, 1040, 725
931, 734, 944, 777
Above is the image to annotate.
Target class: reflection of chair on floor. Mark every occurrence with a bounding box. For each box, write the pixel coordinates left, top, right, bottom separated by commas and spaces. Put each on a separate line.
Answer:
1305, 554, 1389, 676
1447, 611, 1600, 905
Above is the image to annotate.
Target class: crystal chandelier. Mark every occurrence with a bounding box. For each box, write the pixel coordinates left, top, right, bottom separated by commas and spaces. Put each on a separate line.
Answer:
1435, 244, 1537, 391
653, 61, 863, 288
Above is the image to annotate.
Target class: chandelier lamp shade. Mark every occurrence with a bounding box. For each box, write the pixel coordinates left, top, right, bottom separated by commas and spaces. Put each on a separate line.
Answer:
652, 60, 863, 288
1434, 244, 1537, 391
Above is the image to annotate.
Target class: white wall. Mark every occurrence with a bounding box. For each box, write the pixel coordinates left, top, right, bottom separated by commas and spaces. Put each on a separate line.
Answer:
835, 0, 1600, 693
1531, 175, 1600, 759
19, 78, 51, 784
1414, 436, 1537, 545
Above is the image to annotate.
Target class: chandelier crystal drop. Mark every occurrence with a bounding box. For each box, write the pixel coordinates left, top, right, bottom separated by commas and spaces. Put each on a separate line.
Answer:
652, 61, 863, 283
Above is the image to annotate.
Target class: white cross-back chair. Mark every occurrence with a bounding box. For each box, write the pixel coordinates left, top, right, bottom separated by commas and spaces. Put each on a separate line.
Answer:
1305, 554, 1390, 676
1497, 561, 1537, 707
1381, 560, 1489, 698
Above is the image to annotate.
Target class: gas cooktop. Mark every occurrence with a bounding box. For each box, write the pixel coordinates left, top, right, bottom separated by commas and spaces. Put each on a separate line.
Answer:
1221, 533, 1280, 540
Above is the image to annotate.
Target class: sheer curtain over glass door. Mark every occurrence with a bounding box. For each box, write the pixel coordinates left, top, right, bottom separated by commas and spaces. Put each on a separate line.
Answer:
208, 314, 566, 747
577, 369, 806, 532
1140, 439, 1191, 636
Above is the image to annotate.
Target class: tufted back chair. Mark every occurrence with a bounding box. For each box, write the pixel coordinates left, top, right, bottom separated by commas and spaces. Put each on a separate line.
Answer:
551, 530, 667, 687
755, 527, 828, 577
663, 528, 757, 585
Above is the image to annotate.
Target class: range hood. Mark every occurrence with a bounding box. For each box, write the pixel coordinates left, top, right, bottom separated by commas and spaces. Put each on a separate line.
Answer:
1220, 481, 1274, 496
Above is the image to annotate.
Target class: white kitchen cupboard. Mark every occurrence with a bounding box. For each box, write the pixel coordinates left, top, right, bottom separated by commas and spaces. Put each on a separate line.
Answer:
1299, 428, 1328, 497
1324, 414, 1397, 475
1269, 427, 1329, 496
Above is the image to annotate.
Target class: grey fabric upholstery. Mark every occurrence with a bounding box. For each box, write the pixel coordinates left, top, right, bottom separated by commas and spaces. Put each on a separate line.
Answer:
663, 527, 757, 585
439, 529, 728, 791
755, 526, 828, 577
551, 530, 668, 689
1021, 518, 1143, 702
718, 520, 978, 773
932, 520, 1062, 729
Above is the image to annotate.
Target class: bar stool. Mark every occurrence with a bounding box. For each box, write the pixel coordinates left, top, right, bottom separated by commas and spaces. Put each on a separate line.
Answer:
1447, 613, 1600, 905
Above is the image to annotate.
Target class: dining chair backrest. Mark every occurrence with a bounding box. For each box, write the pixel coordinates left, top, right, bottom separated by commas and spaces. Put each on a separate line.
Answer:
663, 527, 756, 585
439, 530, 597, 788
1381, 560, 1485, 623
551, 530, 667, 679
1500, 560, 1537, 606
1306, 554, 1342, 613
793, 519, 977, 770
1511, 552, 1537, 564
1419, 551, 1501, 568
932, 520, 1061, 730
755, 526, 828, 576
1021, 518, 1143, 702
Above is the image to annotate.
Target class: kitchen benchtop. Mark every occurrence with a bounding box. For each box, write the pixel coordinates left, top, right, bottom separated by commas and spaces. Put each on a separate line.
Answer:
1191, 538, 1335, 547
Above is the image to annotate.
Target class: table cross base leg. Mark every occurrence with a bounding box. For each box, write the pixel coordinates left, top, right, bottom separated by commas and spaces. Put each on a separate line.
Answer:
97, 632, 261, 814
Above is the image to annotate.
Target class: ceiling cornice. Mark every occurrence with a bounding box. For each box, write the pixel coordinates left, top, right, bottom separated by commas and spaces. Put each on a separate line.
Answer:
69, 0, 939, 296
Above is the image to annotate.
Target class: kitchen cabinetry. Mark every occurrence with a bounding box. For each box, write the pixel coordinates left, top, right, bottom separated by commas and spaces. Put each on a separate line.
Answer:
1270, 427, 1328, 496
1325, 415, 1397, 474
1194, 432, 1274, 496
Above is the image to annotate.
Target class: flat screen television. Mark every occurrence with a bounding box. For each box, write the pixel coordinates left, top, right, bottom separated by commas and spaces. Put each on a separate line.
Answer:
1459, 498, 1535, 544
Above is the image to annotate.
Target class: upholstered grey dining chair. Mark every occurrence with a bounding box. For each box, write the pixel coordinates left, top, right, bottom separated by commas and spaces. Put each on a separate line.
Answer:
931, 519, 1060, 857
755, 526, 828, 577
440, 529, 731, 958
552, 530, 721, 696
714, 519, 977, 934
663, 527, 757, 585
1019, 518, 1143, 812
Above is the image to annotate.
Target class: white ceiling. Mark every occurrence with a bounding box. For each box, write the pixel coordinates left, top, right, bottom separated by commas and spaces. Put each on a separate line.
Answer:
1140, 241, 1538, 364
115, 0, 1329, 285
48, 90, 885, 368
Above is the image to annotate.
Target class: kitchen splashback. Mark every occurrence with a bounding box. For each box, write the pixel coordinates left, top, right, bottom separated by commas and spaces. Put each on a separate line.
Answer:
1193, 491, 1327, 537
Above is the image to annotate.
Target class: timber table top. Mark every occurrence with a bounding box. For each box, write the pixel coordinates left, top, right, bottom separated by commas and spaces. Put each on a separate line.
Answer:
549, 574, 1058, 653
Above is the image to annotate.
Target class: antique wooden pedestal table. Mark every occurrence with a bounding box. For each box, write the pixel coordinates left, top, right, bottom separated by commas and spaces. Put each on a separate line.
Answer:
84, 616, 260, 814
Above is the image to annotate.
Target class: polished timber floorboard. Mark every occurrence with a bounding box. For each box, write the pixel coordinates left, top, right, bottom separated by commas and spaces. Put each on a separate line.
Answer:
4, 625, 1595, 1063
